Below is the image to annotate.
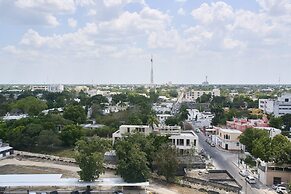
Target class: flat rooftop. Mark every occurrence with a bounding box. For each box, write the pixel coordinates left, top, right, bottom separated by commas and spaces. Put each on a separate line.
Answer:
0, 174, 149, 187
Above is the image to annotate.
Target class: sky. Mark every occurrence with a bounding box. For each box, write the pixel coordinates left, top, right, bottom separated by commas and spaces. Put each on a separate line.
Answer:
0, 0, 291, 85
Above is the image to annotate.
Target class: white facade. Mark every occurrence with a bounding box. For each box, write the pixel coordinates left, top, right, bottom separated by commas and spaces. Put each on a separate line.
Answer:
185, 89, 220, 101
112, 125, 151, 143
153, 102, 173, 114
254, 127, 281, 138
216, 128, 242, 151
274, 93, 291, 117
31, 85, 64, 93
3, 113, 28, 121
154, 125, 181, 135
0, 140, 13, 159
169, 131, 198, 154
259, 99, 274, 114
259, 93, 291, 117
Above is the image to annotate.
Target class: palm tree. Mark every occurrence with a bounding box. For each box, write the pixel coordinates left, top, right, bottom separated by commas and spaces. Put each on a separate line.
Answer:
147, 113, 159, 130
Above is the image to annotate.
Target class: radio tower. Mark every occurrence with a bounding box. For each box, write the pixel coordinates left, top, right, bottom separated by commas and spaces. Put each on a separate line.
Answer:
150, 55, 154, 85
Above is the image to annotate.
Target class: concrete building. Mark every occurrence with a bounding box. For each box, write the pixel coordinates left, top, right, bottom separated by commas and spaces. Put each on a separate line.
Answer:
185, 89, 220, 101
216, 128, 242, 151
112, 125, 151, 143
257, 160, 291, 186
259, 99, 275, 114
254, 127, 281, 138
169, 131, 198, 154
226, 117, 269, 132
31, 85, 64, 93
0, 140, 13, 158
154, 125, 181, 135
2, 113, 28, 121
259, 93, 291, 117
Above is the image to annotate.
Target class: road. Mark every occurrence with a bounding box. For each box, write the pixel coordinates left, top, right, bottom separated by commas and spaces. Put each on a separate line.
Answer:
196, 132, 276, 194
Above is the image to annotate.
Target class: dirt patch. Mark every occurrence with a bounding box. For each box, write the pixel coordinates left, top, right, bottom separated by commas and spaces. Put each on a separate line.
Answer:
0, 164, 78, 178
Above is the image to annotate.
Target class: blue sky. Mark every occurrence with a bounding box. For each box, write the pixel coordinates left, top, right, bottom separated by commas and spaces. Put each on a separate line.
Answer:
0, 0, 291, 84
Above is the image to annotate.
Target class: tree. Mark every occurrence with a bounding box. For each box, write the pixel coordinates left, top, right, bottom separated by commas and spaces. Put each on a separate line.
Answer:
63, 105, 86, 124
147, 113, 159, 130
116, 142, 150, 183
269, 117, 283, 129
165, 116, 179, 126
75, 137, 111, 181
271, 134, 291, 164
169, 89, 178, 98
11, 96, 47, 116
178, 104, 189, 121
154, 144, 178, 182
239, 128, 269, 152
252, 136, 272, 162
196, 93, 212, 103
59, 125, 84, 147
38, 130, 61, 149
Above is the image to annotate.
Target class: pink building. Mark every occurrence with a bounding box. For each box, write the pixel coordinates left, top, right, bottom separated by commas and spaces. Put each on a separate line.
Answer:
226, 117, 269, 132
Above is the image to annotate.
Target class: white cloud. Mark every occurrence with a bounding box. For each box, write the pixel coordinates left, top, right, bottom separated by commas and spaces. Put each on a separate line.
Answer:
191, 2, 234, 24
15, 0, 76, 13
68, 18, 77, 28
87, 9, 97, 16
223, 38, 246, 49
177, 8, 186, 16
103, 0, 145, 7
46, 14, 59, 27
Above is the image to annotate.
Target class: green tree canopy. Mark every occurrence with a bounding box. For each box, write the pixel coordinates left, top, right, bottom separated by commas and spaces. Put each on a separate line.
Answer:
11, 96, 47, 116
63, 104, 86, 124
59, 125, 84, 147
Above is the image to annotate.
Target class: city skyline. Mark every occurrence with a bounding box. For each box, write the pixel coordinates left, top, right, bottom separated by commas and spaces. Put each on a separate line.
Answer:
1, 0, 291, 84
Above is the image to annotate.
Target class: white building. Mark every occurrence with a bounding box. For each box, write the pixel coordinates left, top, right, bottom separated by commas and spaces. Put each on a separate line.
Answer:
0, 140, 13, 158
31, 85, 64, 93
254, 127, 281, 138
274, 93, 291, 117
188, 109, 214, 128
216, 128, 242, 151
2, 113, 28, 121
153, 102, 173, 114
185, 88, 220, 101
154, 125, 181, 135
112, 125, 152, 143
259, 93, 291, 117
157, 114, 173, 124
259, 99, 275, 114
169, 131, 198, 154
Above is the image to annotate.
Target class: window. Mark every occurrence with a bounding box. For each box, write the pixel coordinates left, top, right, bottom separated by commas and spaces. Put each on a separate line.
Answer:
186, 139, 190, 146
127, 128, 130, 133
172, 139, 176, 145
194, 140, 196, 146
236, 142, 240, 146
177, 139, 184, 146
285, 98, 289, 102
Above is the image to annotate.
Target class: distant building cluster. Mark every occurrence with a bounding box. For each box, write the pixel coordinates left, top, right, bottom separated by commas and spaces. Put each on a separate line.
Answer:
31, 84, 64, 93
185, 88, 220, 101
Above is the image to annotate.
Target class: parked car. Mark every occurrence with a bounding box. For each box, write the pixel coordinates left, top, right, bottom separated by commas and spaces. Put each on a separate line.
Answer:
210, 142, 215, 147
113, 191, 124, 194
273, 183, 286, 190
276, 186, 287, 194
245, 176, 256, 184
239, 170, 248, 177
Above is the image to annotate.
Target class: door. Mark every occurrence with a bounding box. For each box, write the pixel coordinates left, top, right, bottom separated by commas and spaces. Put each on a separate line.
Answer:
225, 144, 228, 150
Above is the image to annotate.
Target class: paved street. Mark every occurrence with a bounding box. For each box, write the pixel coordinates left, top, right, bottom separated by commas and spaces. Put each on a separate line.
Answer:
196, 132, 276, 194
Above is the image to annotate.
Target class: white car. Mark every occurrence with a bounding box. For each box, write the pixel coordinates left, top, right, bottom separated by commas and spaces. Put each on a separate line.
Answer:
245, 176, 256, 184
276, 186, 287, 194
239, 170, 248, 177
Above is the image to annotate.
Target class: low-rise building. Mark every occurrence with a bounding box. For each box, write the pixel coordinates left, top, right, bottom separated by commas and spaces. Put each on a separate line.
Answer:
154, 125, 181, 135
254, 127, 281, 138
216, 128, 242, 151
169, 131, 198, 155
185, 89, 220, 101
2, 113, 28, 121
226, 117, 269, 132
259, 93, 291, 117
257, 160, 291, 186
156, 114, 173, 124
112, 125, 151, 143
0, 140, 13, 158
31, 84, 64, 93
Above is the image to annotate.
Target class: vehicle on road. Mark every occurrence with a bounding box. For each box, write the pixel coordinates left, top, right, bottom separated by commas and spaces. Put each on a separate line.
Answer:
245, 176, 256, 184
113, 191, 124, 194
276, 186, 287, 194
239, 170, 248, 177
210, 142, 215, 147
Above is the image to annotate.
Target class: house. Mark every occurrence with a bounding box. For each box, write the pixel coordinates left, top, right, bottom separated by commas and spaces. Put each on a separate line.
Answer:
226, 117, 269, 132
254, 127, 281, 138
215, 128, 242, 151
257, 159, 291, 186
154, 125, 181, 135
0, 140, 13, 159
112, 125, 151, 143
2, 113, 28, 121
169, 131, 198, 155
